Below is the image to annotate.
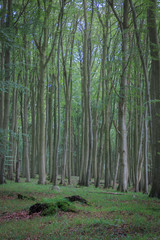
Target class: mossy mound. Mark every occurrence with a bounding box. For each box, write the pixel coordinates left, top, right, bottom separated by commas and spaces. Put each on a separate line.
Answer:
29, 203, 49, 215
41, 204, 57, 216
65, 195, 89, 205
18, 194, 36, 201
29, 199, 76, 216
56, 200, 75, 212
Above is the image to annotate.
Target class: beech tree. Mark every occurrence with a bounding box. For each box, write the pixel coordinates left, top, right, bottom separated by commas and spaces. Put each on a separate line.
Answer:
147, 0, 160, 198
0, 0, 12, 184
1, 0, 160, 199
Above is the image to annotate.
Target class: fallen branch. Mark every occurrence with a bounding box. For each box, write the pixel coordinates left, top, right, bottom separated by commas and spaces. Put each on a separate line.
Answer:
89, 192, 125, 195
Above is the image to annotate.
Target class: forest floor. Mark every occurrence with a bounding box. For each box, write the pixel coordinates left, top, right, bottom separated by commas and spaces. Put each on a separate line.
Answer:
0, 177, 160, 240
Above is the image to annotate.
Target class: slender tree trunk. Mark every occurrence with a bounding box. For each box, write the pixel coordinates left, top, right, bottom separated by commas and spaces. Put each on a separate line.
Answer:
52, 2, 64, 187
31, 74, 36, 178
79, 0, 91, 186
117, 0, 129, 192
104, 104, 111, 188
68, 102, 72, 185
48, 80, 54, 180
38, 58, 46, 184
8, 53, 16, 180
144, 107, 148, 194
61, 102, 69, 184
52, 85, 57, 182
23, 32, 30, 182
113, 151, 120, 189
95, 120, 105, 188
15, 134, 20, 183
135, 117, 144, 192
36, 83, 40, 176
79, 100, 85, 184
93, 111, 98, 182
45, 76, 49, 174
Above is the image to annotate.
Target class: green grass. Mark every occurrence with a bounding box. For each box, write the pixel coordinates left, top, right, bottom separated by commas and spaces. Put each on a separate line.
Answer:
0, 178, 160, 240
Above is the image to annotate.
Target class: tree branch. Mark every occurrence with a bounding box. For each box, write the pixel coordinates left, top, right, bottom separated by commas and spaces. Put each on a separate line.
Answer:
14, 0, 30, 26
107, 0, 123, 31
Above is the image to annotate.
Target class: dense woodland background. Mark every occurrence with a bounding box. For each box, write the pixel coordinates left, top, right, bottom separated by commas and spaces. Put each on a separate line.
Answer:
0, 0, 160, 198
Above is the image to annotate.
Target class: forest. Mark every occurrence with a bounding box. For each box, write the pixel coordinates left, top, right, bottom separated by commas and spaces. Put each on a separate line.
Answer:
0, 0, 160, 199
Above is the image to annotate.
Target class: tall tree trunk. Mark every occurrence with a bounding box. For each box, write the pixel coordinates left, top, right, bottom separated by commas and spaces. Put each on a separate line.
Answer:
68, 102, 72, 185
36, 83, 40, 176
23, 29, 30, 182
117, 0, 129, 192
144, 107, 148, 194
104, 108, 111, 188
38, 58, 46, 184
48, 78, 54, 180
52, 1, 64, 187
31, 74, 36, 178
0, 0, 12, 184
147, 0, 160, 198
61, 101, 69, 185
8, 52, 17, 180
52, 84, 57, 182
79, 0, 93, 186
93, 110, 98, 182
95, 123, 105, 188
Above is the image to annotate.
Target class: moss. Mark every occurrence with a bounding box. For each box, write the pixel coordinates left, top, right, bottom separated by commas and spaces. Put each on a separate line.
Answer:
56, 200, 76, 212
41, 204, 57, 216
29, 199, 76, 216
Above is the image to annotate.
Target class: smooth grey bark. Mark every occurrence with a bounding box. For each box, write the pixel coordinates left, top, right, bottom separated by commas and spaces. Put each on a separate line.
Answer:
38, 58, 46, 184
15, 134, 20, 183
79, 0, 90, 186
8, 52, 16, 180
68, 103, 72, 185
36, 83, 40, 176
93, 110, 98, 182
113, 152, 120, 189
144, 107, 148, 194
109, 0, 129, 192
117, 0, 129, 192
95, 119, 105, 188
31, 74, 36, 178
135, 116, 144, 192
48, 77, 54, 180
8, 52, 17, 180
52, 1, 64, 187
86, 1, 94, 186
22, 28, 30, 182
52, 84, 57, 182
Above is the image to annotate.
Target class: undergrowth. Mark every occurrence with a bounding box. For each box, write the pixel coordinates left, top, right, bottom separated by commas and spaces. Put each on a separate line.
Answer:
0, 177, 160, 240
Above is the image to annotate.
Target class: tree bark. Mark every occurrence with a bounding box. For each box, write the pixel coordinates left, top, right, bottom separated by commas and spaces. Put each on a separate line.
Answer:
0, 0, 12, 184
52, 1, 64, 187
22, 27, 30, 182
117, 0, 129, 192
31, 74, 36, 178
147, 0, 160, 198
